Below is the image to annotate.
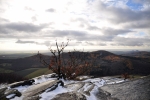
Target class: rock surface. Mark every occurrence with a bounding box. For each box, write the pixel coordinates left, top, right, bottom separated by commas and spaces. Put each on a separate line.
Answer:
98, 75, 150, 100
51, 92, 86, 100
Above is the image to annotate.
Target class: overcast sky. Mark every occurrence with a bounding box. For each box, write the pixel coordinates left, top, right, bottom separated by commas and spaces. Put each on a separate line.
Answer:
0, 0, 150, 52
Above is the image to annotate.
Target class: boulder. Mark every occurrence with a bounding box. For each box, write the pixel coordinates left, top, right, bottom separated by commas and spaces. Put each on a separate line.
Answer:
98, 75, 150, 100
23, 79, 59, 99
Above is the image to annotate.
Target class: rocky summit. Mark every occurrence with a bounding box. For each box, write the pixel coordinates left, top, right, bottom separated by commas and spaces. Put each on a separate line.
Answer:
0, 74, 150, 100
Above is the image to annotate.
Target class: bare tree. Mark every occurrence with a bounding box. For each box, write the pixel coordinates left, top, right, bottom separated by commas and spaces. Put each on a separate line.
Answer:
38, 40, 97, 80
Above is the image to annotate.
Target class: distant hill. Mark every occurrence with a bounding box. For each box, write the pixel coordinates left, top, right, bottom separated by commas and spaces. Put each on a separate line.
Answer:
92, 50, 115, 57
0, 53, 36, 59
0, 54, 50, 71
120, 51, 150, 63
0, 54, 52, 80
121, 51, 150, 57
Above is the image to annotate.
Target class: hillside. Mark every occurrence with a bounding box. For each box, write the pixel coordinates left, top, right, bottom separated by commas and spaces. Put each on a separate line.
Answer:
0, 54, 52, 82
88, 51, 150, 76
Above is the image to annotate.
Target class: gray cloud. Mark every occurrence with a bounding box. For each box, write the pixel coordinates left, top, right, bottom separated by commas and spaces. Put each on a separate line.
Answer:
112, 37, 150, 46
96, 0, 150, 25
46, 8, 56, 12
111, 9, 150, 24
124, 21, 150, 29
43, 30, 99, 41
98, 35, 114, 41
45, 30, 86, 37
0, 22, 47, 34
45, 29, 130, 42
102, 28, 133, 35
5, 23, 45, 32
16, 39, 37, 44
87, 25, 100, 30
88, 28, 134, 42
16, 39, 51, 46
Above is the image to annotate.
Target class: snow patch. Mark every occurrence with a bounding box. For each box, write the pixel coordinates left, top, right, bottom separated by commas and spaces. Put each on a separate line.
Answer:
6, 94, 15, 99
86, 86, 99, 100
33, 74, 57, 84
40, 84, 69, 100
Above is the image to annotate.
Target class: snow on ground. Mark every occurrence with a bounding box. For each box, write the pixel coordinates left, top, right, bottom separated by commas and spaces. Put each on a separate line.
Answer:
83, 78, 106, 87
86, 86, 99, 100
33, 74, 57, 84
105, 78, 125, 84
6, 73, 125, 100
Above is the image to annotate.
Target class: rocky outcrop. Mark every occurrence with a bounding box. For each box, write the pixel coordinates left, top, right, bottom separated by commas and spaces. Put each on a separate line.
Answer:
98, 75, 150, 100
0, 78, 59, 100
1, 74, 149, 100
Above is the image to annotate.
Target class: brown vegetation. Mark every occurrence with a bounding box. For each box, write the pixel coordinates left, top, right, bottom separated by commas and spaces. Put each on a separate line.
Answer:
38, 40, 98, 80
103, 55, 122, 62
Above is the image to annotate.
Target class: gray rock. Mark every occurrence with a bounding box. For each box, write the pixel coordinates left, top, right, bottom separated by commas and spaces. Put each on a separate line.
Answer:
4, 88, 21, 99
98, 75, 150, 100
96, 89, 119, 100
23, 95, 40, 100
9, 79, 35, 88
0, 87, 8, 100
23, 79, 59, 100
46, 80, 64, 92
51, 92, 86, 100
64, 82, 85, 91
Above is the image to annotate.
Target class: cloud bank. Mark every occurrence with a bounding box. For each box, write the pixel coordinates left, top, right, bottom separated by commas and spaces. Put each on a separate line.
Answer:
0, 0, 150, 51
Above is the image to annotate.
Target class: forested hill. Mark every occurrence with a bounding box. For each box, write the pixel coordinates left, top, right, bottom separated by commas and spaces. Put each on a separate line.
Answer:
0, 50, 150, 81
